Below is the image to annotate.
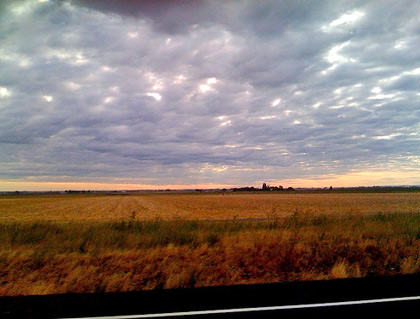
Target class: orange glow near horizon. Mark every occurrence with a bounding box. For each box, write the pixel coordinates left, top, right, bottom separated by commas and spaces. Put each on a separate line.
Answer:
0, 180, 237, 192
265, 169, 420, 188
0, 169, 419, 191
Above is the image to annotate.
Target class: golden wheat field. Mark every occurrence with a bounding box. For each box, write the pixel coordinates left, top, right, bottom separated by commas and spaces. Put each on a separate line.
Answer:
2, 192, 420, 296
2, 192, 420, 223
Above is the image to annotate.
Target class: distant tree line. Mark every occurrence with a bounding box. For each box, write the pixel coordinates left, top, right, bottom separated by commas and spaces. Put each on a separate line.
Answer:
230, 183, 295, 192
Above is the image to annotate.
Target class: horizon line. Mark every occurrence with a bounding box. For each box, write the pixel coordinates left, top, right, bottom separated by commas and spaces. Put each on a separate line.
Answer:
2, 184, 420, 193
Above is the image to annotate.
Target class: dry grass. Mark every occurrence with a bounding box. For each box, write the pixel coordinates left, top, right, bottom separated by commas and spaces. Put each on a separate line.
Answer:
2, 192, 420, 223
1, 192, 420, 296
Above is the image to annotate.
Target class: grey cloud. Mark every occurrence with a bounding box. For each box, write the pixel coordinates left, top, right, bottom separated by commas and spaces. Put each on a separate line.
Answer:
71, 0, 214, 35
1, 0, 420, 186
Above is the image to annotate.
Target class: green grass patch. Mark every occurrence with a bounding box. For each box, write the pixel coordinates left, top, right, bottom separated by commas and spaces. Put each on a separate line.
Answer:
2, 212, 420, 254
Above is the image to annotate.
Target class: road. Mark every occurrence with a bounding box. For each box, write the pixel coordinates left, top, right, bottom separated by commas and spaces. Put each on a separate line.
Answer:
1, 274, 420, 318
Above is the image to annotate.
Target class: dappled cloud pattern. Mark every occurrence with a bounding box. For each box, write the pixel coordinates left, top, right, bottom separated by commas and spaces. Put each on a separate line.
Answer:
1, 0, 420, 189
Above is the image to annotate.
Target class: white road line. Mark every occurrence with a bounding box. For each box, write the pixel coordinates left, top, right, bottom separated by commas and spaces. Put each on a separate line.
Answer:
60, 295, 420, 319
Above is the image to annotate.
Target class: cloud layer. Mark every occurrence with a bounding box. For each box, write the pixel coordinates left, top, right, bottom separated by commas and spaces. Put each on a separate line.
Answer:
1, 0, 420, 188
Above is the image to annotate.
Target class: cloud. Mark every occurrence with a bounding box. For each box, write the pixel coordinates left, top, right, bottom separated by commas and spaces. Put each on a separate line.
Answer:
71, 0, 214, 34
1, 0, 420, 188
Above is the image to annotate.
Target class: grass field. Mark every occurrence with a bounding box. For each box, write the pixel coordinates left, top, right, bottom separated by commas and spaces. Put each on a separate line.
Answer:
1, 192, 420, 295
2, 192, 420, 222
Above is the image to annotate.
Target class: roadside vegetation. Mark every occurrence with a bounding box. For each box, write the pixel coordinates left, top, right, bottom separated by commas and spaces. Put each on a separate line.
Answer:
2, 198, 420, 295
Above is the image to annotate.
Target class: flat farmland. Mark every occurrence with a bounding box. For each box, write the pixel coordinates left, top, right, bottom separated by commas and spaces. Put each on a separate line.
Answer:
2, 192, 420, 296
1, 192, 420, 223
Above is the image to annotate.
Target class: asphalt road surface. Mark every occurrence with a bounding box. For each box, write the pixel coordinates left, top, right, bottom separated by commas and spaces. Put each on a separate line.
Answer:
2, 274, 420, 318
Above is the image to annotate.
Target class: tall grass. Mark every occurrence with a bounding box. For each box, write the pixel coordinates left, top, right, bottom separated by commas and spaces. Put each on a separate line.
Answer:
2, 211, 420, 295
0, 212, 341, 252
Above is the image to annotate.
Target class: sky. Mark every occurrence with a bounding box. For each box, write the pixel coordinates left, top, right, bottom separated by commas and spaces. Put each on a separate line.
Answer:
1, 0, 420, 191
